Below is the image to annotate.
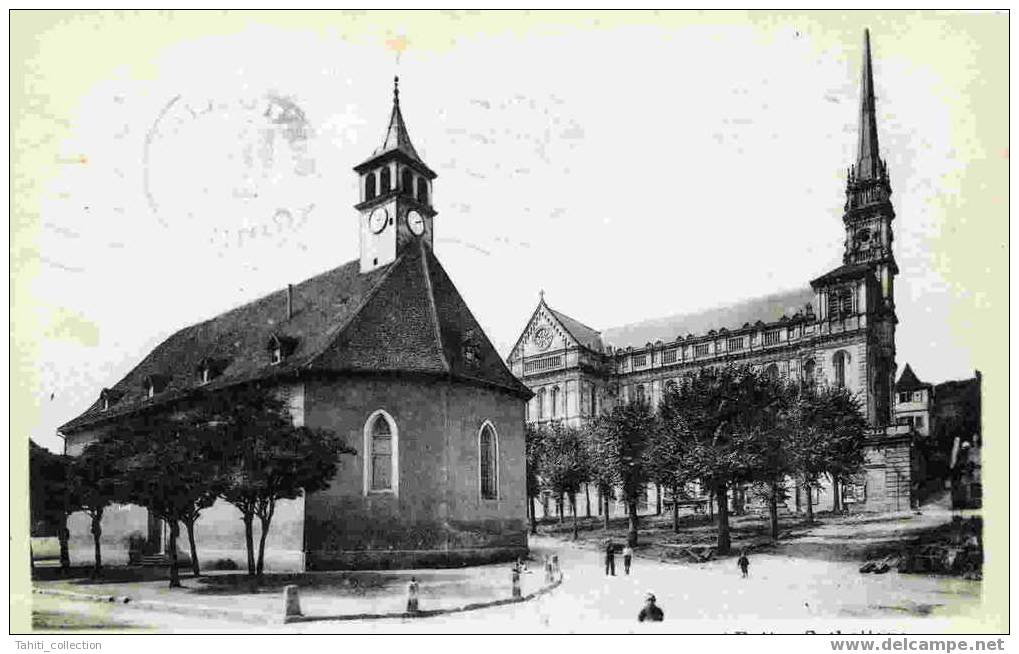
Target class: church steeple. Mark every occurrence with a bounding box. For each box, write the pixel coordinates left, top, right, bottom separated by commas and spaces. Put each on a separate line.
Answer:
354, 78, 438, 273
855, 29, 882, 181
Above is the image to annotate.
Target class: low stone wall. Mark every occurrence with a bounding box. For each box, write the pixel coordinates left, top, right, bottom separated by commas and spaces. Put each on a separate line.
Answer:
306, 546, 528, 570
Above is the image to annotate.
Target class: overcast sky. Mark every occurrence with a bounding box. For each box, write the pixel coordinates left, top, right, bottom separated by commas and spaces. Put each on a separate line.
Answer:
13, 11, 1007, 452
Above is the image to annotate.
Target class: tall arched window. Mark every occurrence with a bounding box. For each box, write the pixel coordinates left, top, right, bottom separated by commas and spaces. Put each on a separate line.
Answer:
365, 172, 376, 201
833, 351, 849, 389
536, 389, 546, 420
417, 178, 429, 204
763, 363, 779, 381
635, 384, 646, 405
803, 359, 816, 385
479, 422, 499, 500
550, 387, 560, 417
379, 167, 391, 194
401, 168, 414, 196
364, 410, 398, 494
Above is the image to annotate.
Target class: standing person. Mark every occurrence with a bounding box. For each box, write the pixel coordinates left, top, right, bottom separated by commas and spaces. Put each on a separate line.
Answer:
406, 576, 420, 613
737, 550, 750, 578
604, 539, 616, 576
637, 593, 664, 622
622, 543, 634, 575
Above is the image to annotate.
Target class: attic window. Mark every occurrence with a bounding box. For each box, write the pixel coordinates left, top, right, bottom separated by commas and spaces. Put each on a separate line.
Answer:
267, 334, 298, 365
141, 375, 168, 399
196, 358, 227, 385
98, 388, 123, 412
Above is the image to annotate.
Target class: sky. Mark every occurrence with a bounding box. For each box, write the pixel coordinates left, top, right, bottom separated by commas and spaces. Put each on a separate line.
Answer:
11, 11, 1008, 453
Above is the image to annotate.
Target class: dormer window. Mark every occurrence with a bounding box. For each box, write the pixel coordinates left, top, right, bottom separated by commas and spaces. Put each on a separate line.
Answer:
196, 357, 227, 385
141, 375, 168, 400
267, 334, 298, 365
98, 388, 123, 412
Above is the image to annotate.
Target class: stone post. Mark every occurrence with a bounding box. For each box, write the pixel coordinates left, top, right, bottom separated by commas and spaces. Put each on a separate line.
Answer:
283, 584, 302, 619
511, 567, 521, 599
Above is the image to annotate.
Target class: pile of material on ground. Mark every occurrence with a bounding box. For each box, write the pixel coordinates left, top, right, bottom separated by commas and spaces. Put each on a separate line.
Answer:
860, 516, 982, 579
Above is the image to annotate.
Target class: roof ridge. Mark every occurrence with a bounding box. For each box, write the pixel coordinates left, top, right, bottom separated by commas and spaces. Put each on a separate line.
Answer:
419, 241, 452, 373
548, 307, 601, 335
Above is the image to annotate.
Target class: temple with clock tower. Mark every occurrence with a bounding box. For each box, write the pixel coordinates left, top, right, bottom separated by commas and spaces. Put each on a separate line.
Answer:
508, 30, 915, 514
58, 78, 532, 571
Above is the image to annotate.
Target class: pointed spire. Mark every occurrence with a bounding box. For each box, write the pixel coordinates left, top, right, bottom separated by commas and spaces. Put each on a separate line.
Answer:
855, 29, 882, 180
373, 75, 422, 162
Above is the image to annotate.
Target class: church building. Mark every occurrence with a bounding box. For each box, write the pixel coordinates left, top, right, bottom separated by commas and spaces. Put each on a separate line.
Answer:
508, 31, 917, 514
58, 80, 532, 570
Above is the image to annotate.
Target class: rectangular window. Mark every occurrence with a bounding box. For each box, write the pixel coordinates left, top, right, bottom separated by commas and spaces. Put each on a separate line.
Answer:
913, 391, 924, 403
787, 327, 796, 339
727, 337, 744, 351
662, 349, 678, 364
693, 343, 710, 357
764, 331, 780, 346
633, 354, 648, 368
898, 392, 910, 403
915, 416, 924, 428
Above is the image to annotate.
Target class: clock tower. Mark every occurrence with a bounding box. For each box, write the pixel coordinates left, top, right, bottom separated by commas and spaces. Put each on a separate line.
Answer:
354, 77, 438, 273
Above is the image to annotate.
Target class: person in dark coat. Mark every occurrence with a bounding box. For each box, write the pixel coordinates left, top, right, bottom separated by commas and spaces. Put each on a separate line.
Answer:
638, 593, 664, 622
604, 540, 616, 576
737, 550, 750, 578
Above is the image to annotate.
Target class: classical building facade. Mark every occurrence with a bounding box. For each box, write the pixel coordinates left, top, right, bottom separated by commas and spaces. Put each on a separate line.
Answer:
58, 80, 531, 570
509, 31, 914, 513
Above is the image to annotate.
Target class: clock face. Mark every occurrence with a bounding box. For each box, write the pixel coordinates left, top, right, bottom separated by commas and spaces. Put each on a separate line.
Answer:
369, 208, 389, 234
532, 327, 553, 351
406, 210, 425, 236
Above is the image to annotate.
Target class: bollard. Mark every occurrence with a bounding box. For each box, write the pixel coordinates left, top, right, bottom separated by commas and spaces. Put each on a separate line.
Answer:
406, 577, 420, 614
511, 567, 522, 599
552, 554, 560, 576
283, 584, 302, 619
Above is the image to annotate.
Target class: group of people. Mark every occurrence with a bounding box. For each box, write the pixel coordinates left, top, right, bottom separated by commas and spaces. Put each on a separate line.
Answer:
602, 539, 754, 622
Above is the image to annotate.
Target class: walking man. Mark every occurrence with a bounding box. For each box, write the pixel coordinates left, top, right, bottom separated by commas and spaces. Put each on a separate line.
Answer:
406, 576, 420, 613
737, 550, 750, 579
604, 539, 616, 576
622, 543, 633, 575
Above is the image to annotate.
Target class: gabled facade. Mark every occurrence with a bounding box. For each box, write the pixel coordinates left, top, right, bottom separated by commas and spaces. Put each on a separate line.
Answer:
58, 79, 531, 570
508, 30, 913, 513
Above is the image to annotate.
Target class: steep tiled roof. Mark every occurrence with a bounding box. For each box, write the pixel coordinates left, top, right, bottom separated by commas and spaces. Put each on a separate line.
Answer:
896, 364, 929, 392
548, 308, 604, 352
601, 287, 816, 349
60, 244, 529, 434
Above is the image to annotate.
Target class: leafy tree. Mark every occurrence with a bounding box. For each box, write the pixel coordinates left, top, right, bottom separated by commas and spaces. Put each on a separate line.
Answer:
537, 422, 590, 540
67, 438, 121, 577
524, 424, 546, 534
643, 408, 691, 534
790, 385, 868, 523
203, 385, 354, 577
111, 416, 222, 587
658, 365, 776, 554
589, 400, 655, 546
741, 379, 796, 539
29, 441, 75, 573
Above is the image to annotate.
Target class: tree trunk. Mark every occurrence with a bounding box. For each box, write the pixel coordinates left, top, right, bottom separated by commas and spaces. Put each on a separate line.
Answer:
708, 492, 714, 520
715, 484, 731, 555
256, 502, 275, 578
603, 493, 610, 530
832, 478, 841, 512
570, 495, 578, 540
557, 495, 563, 524
90, 511, 103, 577
242, 513, 256, 576
58, 518, 70, 574
805, 484, 815, 524
672, 484, 680, 533
585, 484, 591, 518
626, 499, 639, 547
185, 518, 201, 577
168, 520, 182, 588
529, 496, 537, 534
769, 485, 780, 540
794, 482, 801, 513
656, 485, 662, 516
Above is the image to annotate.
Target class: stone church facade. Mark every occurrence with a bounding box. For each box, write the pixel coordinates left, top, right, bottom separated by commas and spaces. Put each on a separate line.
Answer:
508, 31, 915, 514
59, 80, 532, 571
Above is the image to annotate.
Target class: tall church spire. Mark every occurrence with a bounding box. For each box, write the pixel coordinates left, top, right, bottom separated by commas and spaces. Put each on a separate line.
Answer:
855, 29, 882, 181
372, 76, 425, 165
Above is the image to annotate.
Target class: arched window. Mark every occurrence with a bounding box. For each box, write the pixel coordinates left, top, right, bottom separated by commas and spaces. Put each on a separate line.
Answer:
479, 421, 499, 500
763, 364, 779, 381
379, 167, 391, 194
550, 387, 560, 417
365, 172, 376, 201
803, 359, 816, 385
536, 389, 546, 420
417, 178, 429, 204
401, 168, 414, 196
364, 410, 398, 494
833, 351, 849, 389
